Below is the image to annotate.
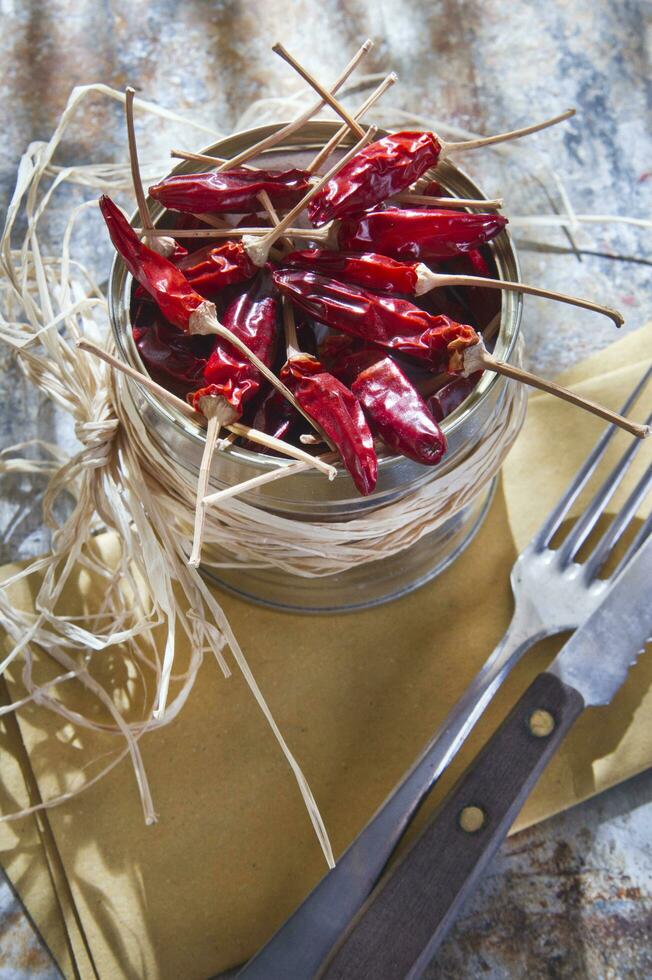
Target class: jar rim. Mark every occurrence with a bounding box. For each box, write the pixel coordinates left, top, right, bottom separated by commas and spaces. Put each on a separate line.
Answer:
108, 119, 522, 478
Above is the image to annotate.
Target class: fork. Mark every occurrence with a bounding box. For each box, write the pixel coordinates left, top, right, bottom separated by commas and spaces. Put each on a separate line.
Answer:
238, 366, 652, 980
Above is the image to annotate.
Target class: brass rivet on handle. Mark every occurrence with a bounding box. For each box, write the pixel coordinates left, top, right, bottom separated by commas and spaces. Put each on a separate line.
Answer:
458, 805, 486, 833
529, 708, 555, 738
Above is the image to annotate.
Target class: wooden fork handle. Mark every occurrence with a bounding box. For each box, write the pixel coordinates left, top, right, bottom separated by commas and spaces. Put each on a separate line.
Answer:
318, 672, 585, 980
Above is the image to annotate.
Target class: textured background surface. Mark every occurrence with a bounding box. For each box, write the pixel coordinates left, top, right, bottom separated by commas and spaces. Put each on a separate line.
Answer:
1, 0, 651, 976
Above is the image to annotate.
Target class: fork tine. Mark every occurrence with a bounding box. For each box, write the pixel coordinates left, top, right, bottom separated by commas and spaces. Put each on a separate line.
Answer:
583, 461, 652, 580
610, 509, 652, 581
534, 366, 652, 550
556, 405, 652, 566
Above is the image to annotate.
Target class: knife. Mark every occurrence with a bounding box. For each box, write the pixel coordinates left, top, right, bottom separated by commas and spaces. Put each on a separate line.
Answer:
318, 531, 652, 979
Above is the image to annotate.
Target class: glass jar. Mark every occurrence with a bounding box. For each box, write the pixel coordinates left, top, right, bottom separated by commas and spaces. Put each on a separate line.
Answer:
109, 121, 524, 612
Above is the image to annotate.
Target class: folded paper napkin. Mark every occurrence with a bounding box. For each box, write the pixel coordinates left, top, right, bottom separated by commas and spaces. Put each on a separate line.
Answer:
1, 324, 651, 979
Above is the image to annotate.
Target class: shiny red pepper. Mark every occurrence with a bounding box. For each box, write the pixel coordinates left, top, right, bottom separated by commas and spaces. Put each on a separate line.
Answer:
308, 132, 441, 226
274, 270, 478, 372
428, 374, 482, 421
133, 315, 208, 392
280, 353, 377, 495
100, 195, 204, 331
176, 241, 256, 297
284, 249, 486, 326
202, 272, 279, 414
323, 339, 446, 464
284, 249, 418, 294
240, 388, 304, 453
338, 207, 508, 262
149, 169, 312, 215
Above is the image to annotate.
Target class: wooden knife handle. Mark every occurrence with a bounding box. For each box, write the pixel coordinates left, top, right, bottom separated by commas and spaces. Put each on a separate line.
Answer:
318, 672, 585, 980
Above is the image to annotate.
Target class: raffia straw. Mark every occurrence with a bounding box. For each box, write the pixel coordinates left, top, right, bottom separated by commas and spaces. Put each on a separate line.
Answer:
243, 126, 376, 265
307, 72, 397, 174
1, 84, 337, 857
508, 214, 652, 231
170, 40, 373, 172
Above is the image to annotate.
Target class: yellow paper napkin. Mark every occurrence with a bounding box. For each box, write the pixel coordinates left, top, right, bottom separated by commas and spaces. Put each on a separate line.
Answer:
1, 324, 651, 979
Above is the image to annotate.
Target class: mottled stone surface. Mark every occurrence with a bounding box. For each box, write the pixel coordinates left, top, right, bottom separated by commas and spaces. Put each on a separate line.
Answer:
0, 0, 651, 976
0, 875, 61, 979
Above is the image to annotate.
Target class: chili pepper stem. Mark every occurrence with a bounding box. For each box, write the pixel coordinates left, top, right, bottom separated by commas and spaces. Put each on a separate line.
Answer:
281, 296, 300, 354
242, 127, 376, 266
189, 396, 238, 567
306, 72, 397, 175
256, 190, 293, 251
272, 42, 365, 140
170, 40, 373, 173
140, 226, 332, 243
125, 87, 177, 258
443, 107, 576, 153
75, 339, 337, 477
192, 212, 233, 229
169, 148, 259, 170
415, 268, 624, 326
463, 339, 650, 439
394, 192, 504, 210
202, 452, 338, 508
483, 311, 502, 343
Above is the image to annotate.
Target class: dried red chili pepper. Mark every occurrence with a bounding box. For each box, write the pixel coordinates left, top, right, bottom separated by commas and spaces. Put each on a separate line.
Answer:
202, 272, 279, 413
323, 338, 446, 464
240, 387, 303, 452
132, 316, 208, 391
280, 352, 377, 495
176, 240, 256, 297
308, 132, 440, 225
100, 195, 205, 331
308, 110, 574, 225
337, 207, 507, 262
236, 212, 271, 228
283, 249, 479, 324
284, 249, 418, 294
427, 374, 482, 422
274, 270, 479, 372
275, 269, 433, 339
149, 169, 312, 215
418, 178, 446, 197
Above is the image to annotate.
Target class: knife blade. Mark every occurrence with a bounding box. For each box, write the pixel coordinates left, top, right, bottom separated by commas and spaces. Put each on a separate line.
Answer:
318, 531, 652, 979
